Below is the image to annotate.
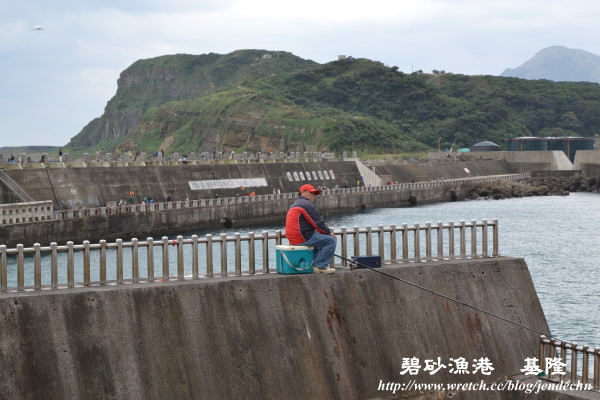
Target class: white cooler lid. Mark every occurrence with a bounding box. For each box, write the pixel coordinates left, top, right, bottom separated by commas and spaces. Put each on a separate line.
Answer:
275, 245, 313, 250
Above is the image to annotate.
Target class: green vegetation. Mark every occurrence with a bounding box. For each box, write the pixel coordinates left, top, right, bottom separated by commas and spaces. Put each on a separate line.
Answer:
65, 51, 600, 155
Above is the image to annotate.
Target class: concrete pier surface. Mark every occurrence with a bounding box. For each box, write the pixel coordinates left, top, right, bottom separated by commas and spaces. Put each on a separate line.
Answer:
0, 257, 556, 400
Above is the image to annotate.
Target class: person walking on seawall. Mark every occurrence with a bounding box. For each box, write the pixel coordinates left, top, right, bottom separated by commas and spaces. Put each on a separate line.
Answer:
285, 184, 337, 273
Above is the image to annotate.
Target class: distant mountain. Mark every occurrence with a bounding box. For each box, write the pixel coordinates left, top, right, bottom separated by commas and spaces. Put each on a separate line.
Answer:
501, 46, 600, 83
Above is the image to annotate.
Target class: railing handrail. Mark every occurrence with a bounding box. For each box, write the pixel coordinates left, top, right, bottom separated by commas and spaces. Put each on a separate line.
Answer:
1, 173, 527, 224
539, 335, 600, 391
0, 220, 499, 293
0, 168, 34, 202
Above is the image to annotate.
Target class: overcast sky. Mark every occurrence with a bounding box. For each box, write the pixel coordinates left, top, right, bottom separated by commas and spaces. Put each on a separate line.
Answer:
1, 0, 599, 147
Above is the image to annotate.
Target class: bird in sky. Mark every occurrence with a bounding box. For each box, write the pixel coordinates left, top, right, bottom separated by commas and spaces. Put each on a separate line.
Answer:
32, 25, 43, 31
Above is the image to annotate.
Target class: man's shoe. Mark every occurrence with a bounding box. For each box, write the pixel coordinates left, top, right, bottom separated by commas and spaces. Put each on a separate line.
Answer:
313, 266, 336, 274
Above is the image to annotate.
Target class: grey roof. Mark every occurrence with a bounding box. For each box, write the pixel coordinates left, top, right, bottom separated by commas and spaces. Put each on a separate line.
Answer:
472, 141, 500, 147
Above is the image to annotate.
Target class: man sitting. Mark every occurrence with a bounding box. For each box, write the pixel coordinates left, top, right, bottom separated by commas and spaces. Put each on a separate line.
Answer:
285, 184, 337, 273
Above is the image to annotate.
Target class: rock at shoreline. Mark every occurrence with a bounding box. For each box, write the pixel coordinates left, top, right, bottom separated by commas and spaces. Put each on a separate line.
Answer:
467, 173, 595, 200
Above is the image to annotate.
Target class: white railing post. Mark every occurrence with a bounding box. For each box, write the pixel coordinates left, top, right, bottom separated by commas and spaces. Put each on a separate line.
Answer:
261, 231, 269, 274
83, 240, 91, 286
471, 220, 477, 258
116, 239, 124, 284
389, 224, 397, 263
448, 222, 455, 260
340, 227, 348, 266
177, 235, 184, 280
206, 234, 214, 277
220, 233, 228, 276
17, 244, 24, 291
414, 223, 421, 262
132, 238, 139, 283
493, 218, 499, 256
162, 237, 169, 281
100, 240, 107, 284
192, 235, 199, 279
401, 224, 409, 262
147, 238, 155, 282
248, 232, 256, 274
0, 245, 6, 292
482, 220, 489, 258
437, 221, 444, 260
34, 243, 41, 290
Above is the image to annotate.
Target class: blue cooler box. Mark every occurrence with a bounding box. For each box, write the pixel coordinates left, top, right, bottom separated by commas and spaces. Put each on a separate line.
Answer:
275, 245, 314, 274
351, 255, 382, 269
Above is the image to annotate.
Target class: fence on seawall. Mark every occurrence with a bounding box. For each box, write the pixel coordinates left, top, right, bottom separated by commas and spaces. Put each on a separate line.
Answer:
539, 336, 600, 391
43, 173, 528, 222
0, 219, 498, 293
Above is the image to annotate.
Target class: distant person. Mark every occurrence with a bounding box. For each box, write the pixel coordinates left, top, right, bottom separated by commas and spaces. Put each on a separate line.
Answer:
58, 149, 63, 162
40, 155, 46, 163
285, 184, 337, 273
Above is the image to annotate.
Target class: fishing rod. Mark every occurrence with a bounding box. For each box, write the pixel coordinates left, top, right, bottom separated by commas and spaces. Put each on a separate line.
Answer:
334, 253, 554, 339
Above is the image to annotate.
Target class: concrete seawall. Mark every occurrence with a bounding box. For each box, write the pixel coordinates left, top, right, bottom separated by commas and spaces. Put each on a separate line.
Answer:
426, 151, 574, 172
574, 149, 600, 183
0, 185, 459, 247
0, 158, 520, 246
1, 161, 363, 209
0, 257, 549, 400
1, 159, 516, 209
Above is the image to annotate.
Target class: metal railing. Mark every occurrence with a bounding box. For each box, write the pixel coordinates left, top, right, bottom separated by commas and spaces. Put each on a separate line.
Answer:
539, 335, 600, 391
0, 220, 498, 293
0, 168, 34, 202
47, 174, 528, 221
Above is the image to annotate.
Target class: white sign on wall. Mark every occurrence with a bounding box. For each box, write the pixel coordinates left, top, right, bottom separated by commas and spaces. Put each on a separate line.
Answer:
188, 178, 268, 190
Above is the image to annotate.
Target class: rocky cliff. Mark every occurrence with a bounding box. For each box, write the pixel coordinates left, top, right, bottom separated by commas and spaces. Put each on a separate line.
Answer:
68, 50, 317, 148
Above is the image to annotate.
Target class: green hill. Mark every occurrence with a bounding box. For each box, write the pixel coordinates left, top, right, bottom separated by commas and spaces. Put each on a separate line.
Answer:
68, 50, 317, 148
66, 51, 600, 155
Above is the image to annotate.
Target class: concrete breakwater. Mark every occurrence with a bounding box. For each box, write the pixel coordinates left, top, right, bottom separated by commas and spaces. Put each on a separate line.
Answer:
1, 161, 365, 209
0, 183, 458, 247
0, 257, 549, 400
0, 159, 517, 209
0, 159, 519, 246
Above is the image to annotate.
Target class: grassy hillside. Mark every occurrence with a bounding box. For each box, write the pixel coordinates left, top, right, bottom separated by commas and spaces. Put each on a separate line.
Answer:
124, 86, 428, 153
66, 53, 600, 155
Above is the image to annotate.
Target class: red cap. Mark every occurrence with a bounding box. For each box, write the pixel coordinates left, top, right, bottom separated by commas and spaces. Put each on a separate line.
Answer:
299, 184, 321, 195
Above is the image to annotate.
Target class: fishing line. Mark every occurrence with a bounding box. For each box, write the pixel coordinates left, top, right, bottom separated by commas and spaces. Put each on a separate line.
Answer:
334, 254, 556, 339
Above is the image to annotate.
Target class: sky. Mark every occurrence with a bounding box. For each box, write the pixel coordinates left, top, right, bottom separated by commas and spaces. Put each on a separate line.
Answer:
2, 0, 600, 148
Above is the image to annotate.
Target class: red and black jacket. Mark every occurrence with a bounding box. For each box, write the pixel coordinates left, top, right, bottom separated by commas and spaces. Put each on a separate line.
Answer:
285, 195, 331, 245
